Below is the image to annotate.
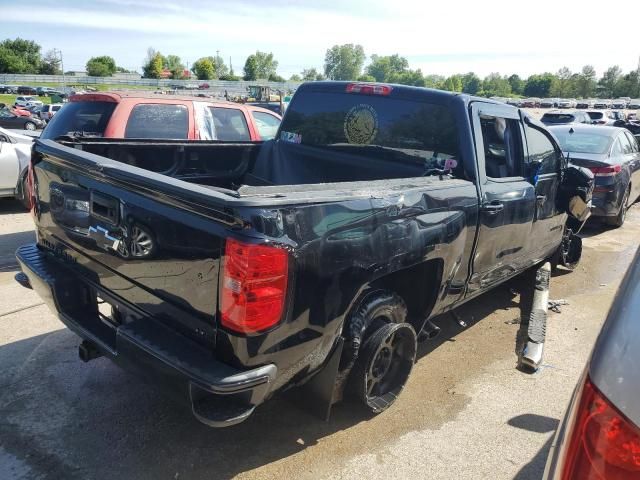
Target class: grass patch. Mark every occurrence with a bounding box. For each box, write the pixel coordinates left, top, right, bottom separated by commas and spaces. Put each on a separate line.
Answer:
0, 94, 52, 106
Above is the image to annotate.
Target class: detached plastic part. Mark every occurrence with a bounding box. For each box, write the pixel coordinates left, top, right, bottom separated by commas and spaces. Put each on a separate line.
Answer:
519, 262, 551, 371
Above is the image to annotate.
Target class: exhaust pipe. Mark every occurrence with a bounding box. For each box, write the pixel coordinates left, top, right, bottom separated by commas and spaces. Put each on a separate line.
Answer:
418, 319, 441, 341
79, 340, 103, 363
519, 262, 551, 371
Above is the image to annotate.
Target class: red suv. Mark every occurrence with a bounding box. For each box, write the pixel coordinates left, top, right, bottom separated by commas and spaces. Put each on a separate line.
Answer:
43, 92, 282, 141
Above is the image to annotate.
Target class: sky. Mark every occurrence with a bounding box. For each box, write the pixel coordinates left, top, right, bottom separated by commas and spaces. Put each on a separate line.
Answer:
2, 0, 639, 79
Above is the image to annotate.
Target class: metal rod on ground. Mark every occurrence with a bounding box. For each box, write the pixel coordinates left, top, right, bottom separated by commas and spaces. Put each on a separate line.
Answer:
519, 262, 551, 371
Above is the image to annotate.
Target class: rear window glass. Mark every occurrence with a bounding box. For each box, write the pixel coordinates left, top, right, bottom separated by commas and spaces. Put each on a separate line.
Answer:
209, 107, 250, 141
552, 131, 613, 154
279, 91, 460, 167
541, 113, 574, 124
41, 101, 117, 139
125, 104, 189, 139
587, 112, 603, 120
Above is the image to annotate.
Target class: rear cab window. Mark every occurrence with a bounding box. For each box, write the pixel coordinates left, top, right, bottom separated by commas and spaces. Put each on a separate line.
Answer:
278, 87, 465, 179
125, 104, 189, 139
41, 101, 117, 139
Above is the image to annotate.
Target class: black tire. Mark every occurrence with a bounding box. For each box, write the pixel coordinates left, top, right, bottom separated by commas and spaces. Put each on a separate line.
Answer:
24, 121, 36, 131
19, 173, 30, 210
341, 291, 408, 373
350, 322, 417, 413
605, 186, 630, 228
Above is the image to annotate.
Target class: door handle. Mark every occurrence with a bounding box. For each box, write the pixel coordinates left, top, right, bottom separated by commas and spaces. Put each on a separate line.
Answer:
481, 201, 504, 215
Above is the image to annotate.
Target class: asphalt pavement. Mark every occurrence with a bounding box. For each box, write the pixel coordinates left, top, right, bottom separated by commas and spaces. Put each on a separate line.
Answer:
1, 198, 638, 480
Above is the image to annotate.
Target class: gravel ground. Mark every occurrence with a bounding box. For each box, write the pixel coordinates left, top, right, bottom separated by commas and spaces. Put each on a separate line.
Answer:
1, 198, 638, 480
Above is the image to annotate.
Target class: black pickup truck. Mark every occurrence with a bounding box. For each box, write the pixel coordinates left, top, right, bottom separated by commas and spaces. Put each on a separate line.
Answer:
16, 82, 592, 427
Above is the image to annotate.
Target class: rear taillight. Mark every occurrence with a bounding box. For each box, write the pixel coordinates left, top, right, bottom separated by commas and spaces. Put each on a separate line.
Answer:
220, 238, 289, 334
561, 377, 640, 479
346, 83, 392, 95
589, 165, 621, 177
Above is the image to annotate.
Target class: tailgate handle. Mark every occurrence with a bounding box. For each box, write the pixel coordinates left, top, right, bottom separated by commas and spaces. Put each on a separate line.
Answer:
91, 192, 119, 224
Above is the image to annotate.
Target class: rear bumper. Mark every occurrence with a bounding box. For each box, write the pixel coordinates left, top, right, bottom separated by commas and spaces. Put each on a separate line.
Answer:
590, 188, 623, 217
15, 243, 277, 427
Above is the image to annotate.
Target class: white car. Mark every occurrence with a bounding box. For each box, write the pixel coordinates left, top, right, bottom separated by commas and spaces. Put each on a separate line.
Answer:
14, 96, 44, 108
586, 110, 617, 125
39, 103, 63, 122
0, 127, 33, 206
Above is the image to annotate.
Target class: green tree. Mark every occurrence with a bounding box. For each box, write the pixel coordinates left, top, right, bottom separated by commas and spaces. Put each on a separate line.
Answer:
86, 56, 116, 77
164, 54, 185, 79
508, 74, 524, 95
442, 75, 463, 92
324, 44, 365, 80
268, 73, 285, 82
192, 57, 215, 80
392, 69, 426, 87
142, 48, 164, 79
301, 68, 324, 81
289, 74, 302, 81
39, 49, 61, 75
524, 73, 555, 97
365, 54, 408, 82
574, 65, 597, 98
0, 38, 42, 73
598, 66, 622, 98
481, 73, 512, 97
357, 74, 376, 82
614, 71, 640, 98
424, 74, 445, 89
243, 51, 278, 80
461, 72, 481, 94
549, 67, 574, 97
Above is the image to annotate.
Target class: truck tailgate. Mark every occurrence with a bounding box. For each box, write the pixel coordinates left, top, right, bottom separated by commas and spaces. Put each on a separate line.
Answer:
29, 140, 240, 349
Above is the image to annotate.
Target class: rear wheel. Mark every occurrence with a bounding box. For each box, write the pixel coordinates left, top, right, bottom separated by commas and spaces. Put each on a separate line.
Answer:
19, 173, 30, 210
24, 121, 36, 131
606, 186, 630, 228
350, 321, 417, 413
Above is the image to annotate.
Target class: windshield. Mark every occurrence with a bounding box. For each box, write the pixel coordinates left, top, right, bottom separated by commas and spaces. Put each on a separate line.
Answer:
278, 91, 461, 168
552, 131, 613, 154
587, 112, 603, 120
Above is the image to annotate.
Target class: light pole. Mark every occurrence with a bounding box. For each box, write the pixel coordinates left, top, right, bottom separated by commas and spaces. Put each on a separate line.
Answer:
53, 48, 66, 90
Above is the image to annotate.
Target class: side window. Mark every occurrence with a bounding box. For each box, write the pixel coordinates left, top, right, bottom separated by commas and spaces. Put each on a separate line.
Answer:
624, 131, 639, 153
480, 116, 524, 179
619, 133, 633, 154
210, 107, 250, 141
251, 111, 281, 140
125, 104, 188, 139
524, 124, 560, 175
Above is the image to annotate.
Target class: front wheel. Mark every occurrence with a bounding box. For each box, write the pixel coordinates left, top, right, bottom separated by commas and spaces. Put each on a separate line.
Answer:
24, 122, 36, 131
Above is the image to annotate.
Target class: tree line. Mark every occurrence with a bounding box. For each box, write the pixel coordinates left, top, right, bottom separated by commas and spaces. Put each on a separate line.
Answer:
1, 37, 639, 98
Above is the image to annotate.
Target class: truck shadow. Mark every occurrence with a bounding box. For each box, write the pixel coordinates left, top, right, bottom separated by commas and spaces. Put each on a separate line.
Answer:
0, 282, 528, 480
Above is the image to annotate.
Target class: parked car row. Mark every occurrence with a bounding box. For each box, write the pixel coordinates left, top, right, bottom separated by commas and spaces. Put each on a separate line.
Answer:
506, 97, 640, 110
